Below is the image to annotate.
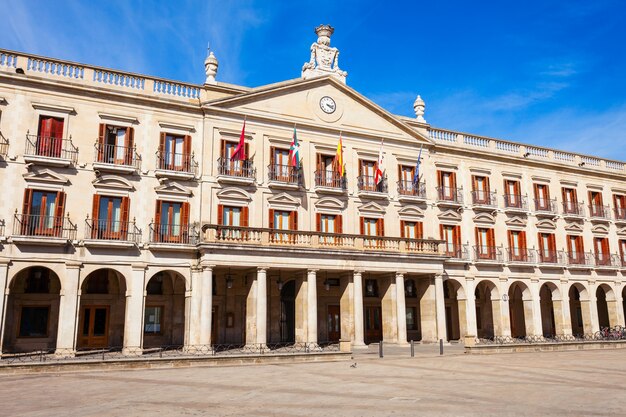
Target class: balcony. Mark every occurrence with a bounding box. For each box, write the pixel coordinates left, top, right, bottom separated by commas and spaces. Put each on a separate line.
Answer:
148, 222, 200, 247
397, 180, 426, 202
562, 202, 585, 219
436, 186, 463, 206
314, 171, 347, 194
204, 225, 444, 256
506, 248, 536, 265
268, 164, 301, 190
24, 133, 78, 166
614, 207, 626, 224
533, 198, 558, 217
12, 213, 76, 245
588, 205, 611, 222
536, 250, 566, 267
357, 175, 388, 198
155, 151, 198, 180
83, 217, 142, 247
566, 252, 593, 269
471, 191, 497, 209
0, 131, 8, 159
503, 194, 528, 213
473, 245, 503, 263
93, 142, 141, 173
217, 157, 256, 185
0, 219, 5, 240
594, 253, 619, 269
443, 243, 470, 261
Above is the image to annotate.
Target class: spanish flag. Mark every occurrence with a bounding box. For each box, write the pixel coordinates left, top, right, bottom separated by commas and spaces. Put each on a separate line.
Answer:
335, 133, 345, 176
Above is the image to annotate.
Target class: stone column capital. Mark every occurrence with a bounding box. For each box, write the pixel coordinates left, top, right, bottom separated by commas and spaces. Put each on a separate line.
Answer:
257, 267, 268, 273
465, 275, 476, 282
201, 264, 216, 272
131, 263, 148, 271
307, 269, 319, 274
395, 272, 406, 279
64, 261, 82, 270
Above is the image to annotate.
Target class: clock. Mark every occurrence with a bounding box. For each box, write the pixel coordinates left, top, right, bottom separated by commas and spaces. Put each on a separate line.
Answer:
319, 96, 336, 114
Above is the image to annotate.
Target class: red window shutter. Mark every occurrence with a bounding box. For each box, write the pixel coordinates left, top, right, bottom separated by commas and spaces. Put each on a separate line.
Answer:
520, 231, 527, 251
358, 160, 363, 177
125, 127, 134, 165
549, 234, 556, 252
440, 224, 444, 240
450, 172, 457, 190
270, 147, 276, 166
507, 231, 513, 249
159, 133, 166, 169
268, 209, 274, 229
533, 184, 539, 200
97, 124, 106, 162
217, 204, 224, 225
417, 222, 423, 239
184, 135, 192, 170
91, 194, 100, 238
471, 176, 477, 192
121, 196, 130, 236
400, 220, 405, 238
602, 238, 609, 255
159, 132, 166, 152
241, 206, 249, 227
454, 225, 461, 247
437, 170, 443, 188
378, 218, 385, 237
561, 187, 567, 203
488, 229, 495, 247
572, 188, 578, 203
22, 189, 33, 216
485, 177, 490, 192
221, 140, 226, 159
336, 214, 343, 234
55, 191, 66, 218
538, 233, 544, 253
181, 202, 190, 228
154, 201, 162, 226
398, 165, 403, 186
316, 213, 321, 232
51, 118, 64, 138
244, 143, 250, 161
290, 210, 298, 230
360, 217, 365, 235
316, 154, 323, 172
38, 117, 52, 137
474, 227, 480, 246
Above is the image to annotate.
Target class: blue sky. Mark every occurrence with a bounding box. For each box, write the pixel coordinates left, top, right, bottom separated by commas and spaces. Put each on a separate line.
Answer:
2, 0, 626, 159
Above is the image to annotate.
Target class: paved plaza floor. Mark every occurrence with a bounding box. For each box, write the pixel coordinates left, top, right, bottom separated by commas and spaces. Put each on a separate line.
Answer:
1, 345, 625, 416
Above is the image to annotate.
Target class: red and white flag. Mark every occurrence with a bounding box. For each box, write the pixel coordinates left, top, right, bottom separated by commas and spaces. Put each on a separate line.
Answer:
374, 138, 384, 184
232, 118, 246, 160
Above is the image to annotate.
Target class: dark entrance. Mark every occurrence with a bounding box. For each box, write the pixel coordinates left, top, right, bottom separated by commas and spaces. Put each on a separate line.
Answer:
327, 305, 340, 342
364, 306, 382, 344
79, 306, 109, 348
280, 280, 295, 343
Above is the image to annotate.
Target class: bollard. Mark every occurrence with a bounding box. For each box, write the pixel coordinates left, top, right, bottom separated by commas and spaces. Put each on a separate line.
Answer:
410, 340, 414, 357
379, 341, 383, 358
439, 339, 443, 355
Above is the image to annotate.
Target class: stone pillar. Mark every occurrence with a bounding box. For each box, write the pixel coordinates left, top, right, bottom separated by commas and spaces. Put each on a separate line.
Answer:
0, 261, 9, 354
352, 271, 365, 347
307, 269, 318, 344
199, 265, 214, 346
559, 279, 572, 335
339, 275, 354, 343
464, 276, 477, 338
420, 278, 438, 342
395, 273, 408, 345
187, 267, 203, 346
256, 267, 267, 346
295, 275, 307, 343
56, 262, 81, 353
381, 276, 398, 343
530, 279, 544, 337
589, 281, 600, 334
123, 263, 146, 354
496, 277, 511, 337
434, 274, 447, 342
616, 284, 626, 327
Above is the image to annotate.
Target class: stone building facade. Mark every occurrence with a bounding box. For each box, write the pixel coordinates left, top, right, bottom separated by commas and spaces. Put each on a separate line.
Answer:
0, 25, 625, 354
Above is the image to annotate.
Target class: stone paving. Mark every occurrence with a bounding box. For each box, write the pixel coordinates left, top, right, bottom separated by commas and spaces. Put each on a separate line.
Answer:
1, 344, 625, 416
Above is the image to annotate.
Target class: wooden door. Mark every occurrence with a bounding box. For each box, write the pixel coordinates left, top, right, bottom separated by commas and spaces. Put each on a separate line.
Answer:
78, 305, 109, 348
364, 306, 382, 344
327, 305, 340, 342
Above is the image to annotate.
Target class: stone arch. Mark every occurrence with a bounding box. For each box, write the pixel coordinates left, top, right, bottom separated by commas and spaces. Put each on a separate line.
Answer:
145, 266, 191, 292
2, 266, 62, 353
143, 270, 187, 348
508, 281, 533, 338
475, 279, 500, 339
539, 282, 562, 337
77, 268, 127, 349
569, 282, 592, 336
279, 279, 297, 344
443, 278, 465, 341
596, 283, 618, 329
7, 263, 65, 290
79, 264, 129, 290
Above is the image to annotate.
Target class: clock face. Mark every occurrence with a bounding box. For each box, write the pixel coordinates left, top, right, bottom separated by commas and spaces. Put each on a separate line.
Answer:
319, 96, 336, 114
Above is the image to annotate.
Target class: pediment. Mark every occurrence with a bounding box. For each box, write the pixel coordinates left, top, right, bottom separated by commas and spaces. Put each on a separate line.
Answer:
358, 201, 386, 216
92, 174, 134, 191
437, 209, 462, 222
314, 197, 346, 213
216, 187, 251, 206
23, 168, 70, 185
505, 216, 527, 228
592, 224, 609, 234
473, 212, 495, 225
536, 219, 556, 230
206, 76, 432, 146
617, 227, 626, 236
565, 223, 584, 233
155, 180, 193, 196
398, 206, 425, 220
267, 192, 301, 209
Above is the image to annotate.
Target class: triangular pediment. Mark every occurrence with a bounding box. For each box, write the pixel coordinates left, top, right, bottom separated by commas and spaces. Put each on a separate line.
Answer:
216, 187, 251, 205
617, 227, 626, 236
155, 180, 193, 196
437, 209, 462, 222
206, 76, 432, 146
314, 197, 345, 213
92, 174, 134, 191
23, 168, 69, 185
267, 192, 301, 209
536, 219, 556, 230
505, 216, 528, 228
565, 223, 584, 233
398, 206, 424, 219
358, 201, 385, 216
473, 212, 496, 225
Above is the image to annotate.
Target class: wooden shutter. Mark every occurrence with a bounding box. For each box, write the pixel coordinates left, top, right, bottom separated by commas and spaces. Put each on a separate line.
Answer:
336, 214, 343, 234
220, 140, 227, 159
244, 143, 249, 161
520, 231, 527, 251
360, 217, 365, 235
437, 170, 443, 188
54, 191, 66, 235
398, 165, 403, 187
440, 224, 444, 240
484, 177, 490, 192
241, 206, 249, 227
317, 154, 323, 173
417, 222, 423, 239
533, 184, 540, 200
378, 218, 385, 237
52, 118, 64, 157
217, 204, 224, 225
181, 202, 190, 228
488, 229, 495, 248
97, 124, 106, 162
22, 189, 33, 216
400, 220, 405, 238
154, 201, 162, 226
507, 230, 513, 250
577, 235, 584, 253
453, 225, 461, 247
474, 228, 480, 247
450, 172, 457, 190
38, 117, 51, 137
538, 233, 544, 253
125, 127, 134, 165
549, 234, 556, 252
471, 176, 478, 192
91, 194, 101, 238
290, 210, 298, 230
602, 238, 609, 255
120, 196, 130, 236
270, 146, 276, 166
268, 209, 275, 229
358, 159, 363, 177
316, 213, 321, 232
183, 135, 192, 170
159, 133, 167, 169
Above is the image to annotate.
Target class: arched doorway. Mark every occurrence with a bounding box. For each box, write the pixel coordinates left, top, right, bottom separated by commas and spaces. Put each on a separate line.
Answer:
444, 279, 463, 341
143, 271, 186, 348
539, 284, 557, 337
596, 284, 617, 329
78, 269, 126, 349
279, 280, 296, 343
508, 282, 530, 338
475, 280, 498, 339
2, 267, 61, 352
569, 284, 590, 336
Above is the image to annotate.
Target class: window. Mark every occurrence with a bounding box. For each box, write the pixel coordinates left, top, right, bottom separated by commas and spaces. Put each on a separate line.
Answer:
507, 230, 527, 261
440, 224, 461, 256
472, 176, 490, 204
359, 159, 378, 191
400, 220, 423, 239
475, 227, 495, 259
589, 191, 604, 216
538, 232, 557, 262
562, 187, 579, 214
361, 217, 384, 248
406, 307, 418, 331
316, 154, 339, 187
97, 124, 134, 165
405, 279, 417, 298
364, 279, 378, 297
220, 139, 249, 176
36, 115, 64, 158
567, 235, 585, 264
144, 306, 162, 334
91, 195, 130, 239
534, 184, 550, 210
316, 213, 343, 245
437, 171, 457, 200
218, 204, 250, 240
21, 189, 66, 236
398, 165, 417, 194
269, 147, 297, 183
159, 133, 191, 171
147, 275, 163, 295
269, 209, 297, 243
594, 237, 610, 265
619, 240, 626, 266
504, 179, 521, 208
614, 194, 626, 220
19, 306, 50, 338
155, 200, 190, 242
25, 268, 50, 293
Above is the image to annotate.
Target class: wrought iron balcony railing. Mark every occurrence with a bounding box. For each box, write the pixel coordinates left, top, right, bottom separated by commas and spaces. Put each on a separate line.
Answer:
0, 131, 8, 158
149, 222, 199, 245
25, 133, 78, 164
471, 190, 497, 207
156, 151, 198, 176
314, 171, 346, 190
436, 186, 463, 204
13, 213, 76, 240
0, 219, 5, 236
268, 164, 301, 185
443, 243, 470, 260
594, 252, 619, 267
567, 251, 593, 267
357, 175, 388, 193
85, 217, 141, 243
614, 207, 626, 221
589, 204, 611, 220
536, 249, 566, 265
534, 198, 557, 214
397, 180, 426, 198
218, 157, 256, 179
506, 248, 536, 263
562, 202, 585, 217
503, 194, 528, 210
473, 245, 503, 262
94, 142, 141, 170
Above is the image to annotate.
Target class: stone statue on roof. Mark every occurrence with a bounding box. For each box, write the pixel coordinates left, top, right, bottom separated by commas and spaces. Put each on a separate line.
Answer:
302, 25, 347, 84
